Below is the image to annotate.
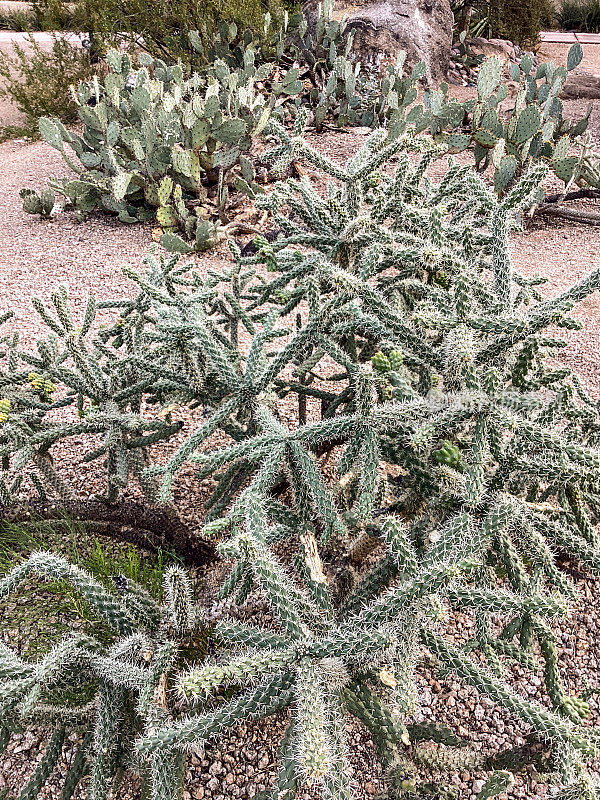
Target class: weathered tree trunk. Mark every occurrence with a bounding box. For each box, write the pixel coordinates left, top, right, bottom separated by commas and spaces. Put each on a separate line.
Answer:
303, 0, 453, 83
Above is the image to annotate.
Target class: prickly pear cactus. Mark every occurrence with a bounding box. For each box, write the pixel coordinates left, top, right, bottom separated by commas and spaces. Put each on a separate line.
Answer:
436, 43, 599, 194
19, 187, 55, 218
27, 46, 280, 251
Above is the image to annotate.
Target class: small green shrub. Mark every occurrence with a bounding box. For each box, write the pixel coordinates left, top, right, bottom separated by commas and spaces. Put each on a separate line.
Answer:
29, 0, 81, 31
0, 8, 38, 31
470, 0, 554, 47
558, 0, 600, 31
0, 516, 170, 596
0, 520, 38, 570
0, 34, 95, 136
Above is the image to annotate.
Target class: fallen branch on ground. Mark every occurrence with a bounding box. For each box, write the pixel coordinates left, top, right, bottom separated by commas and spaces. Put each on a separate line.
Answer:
0, 500, 217, 566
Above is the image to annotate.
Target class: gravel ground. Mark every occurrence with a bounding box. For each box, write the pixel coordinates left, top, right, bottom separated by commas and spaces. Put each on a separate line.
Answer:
1, 44, 600, 800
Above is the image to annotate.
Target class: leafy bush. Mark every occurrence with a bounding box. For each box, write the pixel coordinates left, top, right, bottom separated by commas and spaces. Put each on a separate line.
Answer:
29, 0, 83, 31
0, 0, 77, 32
3, 116, 600, 798
558, 0, 600, 31
0, 7, 38, 31
0, 34, 95, 136
469, 0, 554, 47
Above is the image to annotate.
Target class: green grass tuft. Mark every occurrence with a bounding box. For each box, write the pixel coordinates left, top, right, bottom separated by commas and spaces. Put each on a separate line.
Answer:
0, 516, 176, 655
558, 0, 600, 30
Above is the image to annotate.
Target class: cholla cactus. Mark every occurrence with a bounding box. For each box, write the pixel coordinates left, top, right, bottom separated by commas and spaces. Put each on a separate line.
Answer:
477, 771, 515, 799
0, 551, 203, 800
3, 119, 600, 798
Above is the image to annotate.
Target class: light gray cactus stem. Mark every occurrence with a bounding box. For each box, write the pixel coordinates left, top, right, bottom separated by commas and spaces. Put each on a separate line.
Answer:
88, 683, 125, 800
490, 208, 512, 312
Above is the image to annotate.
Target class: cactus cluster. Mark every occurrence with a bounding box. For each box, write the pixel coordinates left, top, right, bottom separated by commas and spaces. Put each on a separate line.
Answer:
285, 0, 362, 131
23, 3, 386, 249
22, 9, 600, 252
436, 45, 599, 193
25, 44, 281, 252
194, 0, 424, 133
273, 0, 416, 132
4, 115, 600, 797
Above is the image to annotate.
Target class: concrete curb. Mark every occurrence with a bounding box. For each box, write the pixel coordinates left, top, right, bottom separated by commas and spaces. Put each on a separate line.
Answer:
540, 31, 600, 44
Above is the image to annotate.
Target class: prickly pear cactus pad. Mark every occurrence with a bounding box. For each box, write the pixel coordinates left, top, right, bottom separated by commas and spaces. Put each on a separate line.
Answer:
3, 114, 600, 800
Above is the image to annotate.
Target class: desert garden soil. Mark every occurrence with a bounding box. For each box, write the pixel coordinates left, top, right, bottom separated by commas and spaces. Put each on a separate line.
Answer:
1, 44, 600, 800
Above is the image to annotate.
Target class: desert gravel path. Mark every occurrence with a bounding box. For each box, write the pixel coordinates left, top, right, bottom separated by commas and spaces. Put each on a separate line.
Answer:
0, 139, 154, 334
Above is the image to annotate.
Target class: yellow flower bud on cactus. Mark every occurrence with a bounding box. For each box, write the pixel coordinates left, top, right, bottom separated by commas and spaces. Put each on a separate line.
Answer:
29, 372, 55, 396
0, 397, 11, 423
388, 350, 404, 371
